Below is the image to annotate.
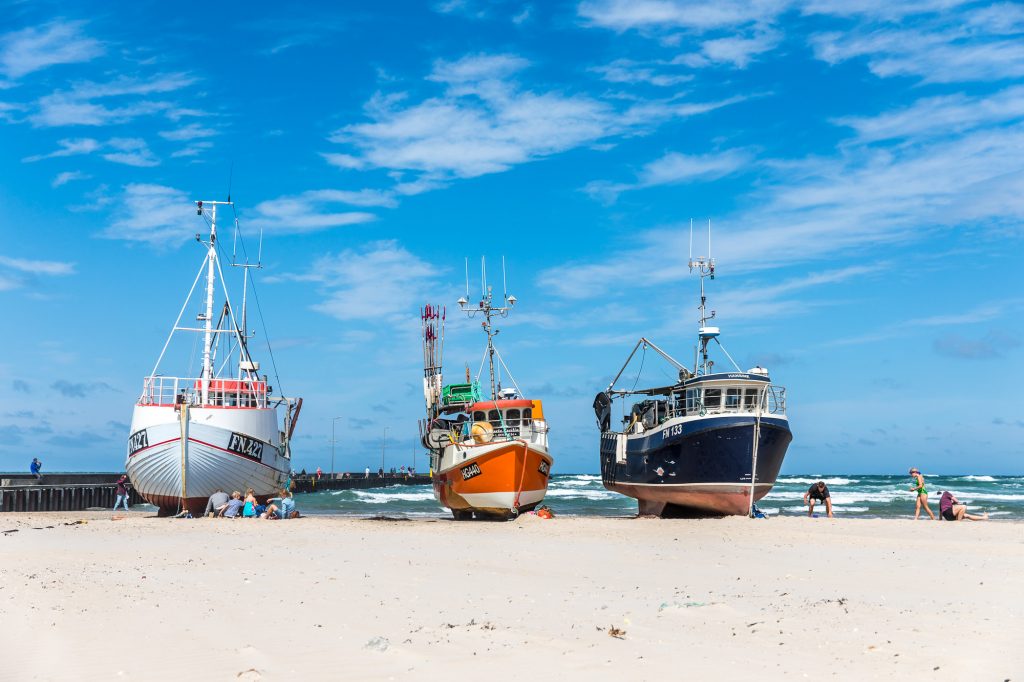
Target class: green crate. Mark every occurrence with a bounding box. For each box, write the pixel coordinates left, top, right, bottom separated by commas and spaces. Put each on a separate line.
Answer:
442, 381, 481, 405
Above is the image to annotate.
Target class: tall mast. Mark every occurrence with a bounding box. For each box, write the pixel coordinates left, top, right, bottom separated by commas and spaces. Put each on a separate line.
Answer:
196, 200, 233, 404
688, 219, 717, 376
459, 257, 516, 399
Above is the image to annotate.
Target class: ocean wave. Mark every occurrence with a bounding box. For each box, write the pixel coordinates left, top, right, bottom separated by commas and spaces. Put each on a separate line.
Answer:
352, 491, 437, 504
545, 488, 617, 500
777, 477, 859, 486
956, 475, 997, 482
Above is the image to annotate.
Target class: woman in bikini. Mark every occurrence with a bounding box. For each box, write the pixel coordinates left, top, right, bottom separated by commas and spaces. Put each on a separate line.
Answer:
908, 467, 936, 520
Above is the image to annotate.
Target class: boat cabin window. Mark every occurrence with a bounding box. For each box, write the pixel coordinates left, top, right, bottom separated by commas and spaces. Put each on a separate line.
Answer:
506, 408, 520, 426
743, 388, 759, 409
726, 388, 741, 409
703, 388, 721, 409
685, 388, 699, 412
488, 409, 500, 422
522, 407, 532, 425
472, 411, 486, 423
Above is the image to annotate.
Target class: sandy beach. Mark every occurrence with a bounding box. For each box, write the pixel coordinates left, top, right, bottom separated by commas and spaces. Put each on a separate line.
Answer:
1, 513, 1021, 681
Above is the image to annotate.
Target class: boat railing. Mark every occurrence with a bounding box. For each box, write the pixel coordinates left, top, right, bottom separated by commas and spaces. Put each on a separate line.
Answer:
138, 376, 269, 409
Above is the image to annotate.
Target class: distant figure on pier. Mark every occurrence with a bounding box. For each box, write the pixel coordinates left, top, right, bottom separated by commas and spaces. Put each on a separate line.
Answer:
316, 466, 322, 479
365, 467, 370, 478
113, 475, 130, 511
205, 489, 230, 516
30, 457, 42, 480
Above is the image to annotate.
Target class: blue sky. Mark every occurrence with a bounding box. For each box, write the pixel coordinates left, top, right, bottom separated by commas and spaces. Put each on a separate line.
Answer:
1, 0, 1022, 475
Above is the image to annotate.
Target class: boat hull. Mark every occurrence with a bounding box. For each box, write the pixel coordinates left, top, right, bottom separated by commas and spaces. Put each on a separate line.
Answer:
125, 405, 289, 516
434, 441, 552, 519
600, 416, 791, 516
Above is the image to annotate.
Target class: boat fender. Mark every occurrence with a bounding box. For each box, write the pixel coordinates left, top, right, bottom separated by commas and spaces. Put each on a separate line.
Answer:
593, 392, 612, 432
471, 421, 494, 444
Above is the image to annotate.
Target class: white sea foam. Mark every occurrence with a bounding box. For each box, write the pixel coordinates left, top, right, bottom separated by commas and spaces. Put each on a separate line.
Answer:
958, 475, 996, 482
777, 477, 859, 486
545, 488, 617, 500
352, 491, 437, 504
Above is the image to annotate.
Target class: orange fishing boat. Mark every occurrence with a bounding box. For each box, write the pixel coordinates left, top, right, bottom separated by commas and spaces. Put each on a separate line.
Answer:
419, 261, 553, 520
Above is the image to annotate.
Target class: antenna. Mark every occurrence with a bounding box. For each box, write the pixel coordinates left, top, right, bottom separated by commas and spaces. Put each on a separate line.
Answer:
257, 229, 263, 266
689, 218, 693, 263
464, 258, 470, 300
708, 218, 712, 260
481, 256, 487, 298
227, 161, 234, 203
502, 256, 508, 300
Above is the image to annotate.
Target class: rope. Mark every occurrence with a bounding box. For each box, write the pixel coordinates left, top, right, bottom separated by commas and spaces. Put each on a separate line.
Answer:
511, 440, 529, 515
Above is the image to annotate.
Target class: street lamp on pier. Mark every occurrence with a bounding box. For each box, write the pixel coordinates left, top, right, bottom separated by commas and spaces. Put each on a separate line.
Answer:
331, 416, 344, 478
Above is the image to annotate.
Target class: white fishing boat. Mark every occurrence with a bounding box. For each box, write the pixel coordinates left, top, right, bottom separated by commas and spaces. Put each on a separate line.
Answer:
125, 200, 302, 516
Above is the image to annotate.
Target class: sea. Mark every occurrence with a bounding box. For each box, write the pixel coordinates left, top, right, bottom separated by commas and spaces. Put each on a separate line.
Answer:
295, 474, 1024, 520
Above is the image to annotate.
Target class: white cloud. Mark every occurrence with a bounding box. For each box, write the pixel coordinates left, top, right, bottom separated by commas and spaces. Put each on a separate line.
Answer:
834, 86, 1024, 143
22, 138, 101, 162
158, 123, 217, 141
0, 21, 103, 79
674, 29, 782, 68
541, 123, 1024, 299
0, 254, 76, 291
585, 148, 752, 202
328, 52, 739, 189
591, 58, 693, 86
52, 171, 90, 187
101, 184, 194, 245
577, 0, 789, 32
30, 73, 198, 127
170, 141, 214, 158
809, 9, 1024, 84
248, 190, 381, 233
273, 240, 440, 322
101, 138, 159, 167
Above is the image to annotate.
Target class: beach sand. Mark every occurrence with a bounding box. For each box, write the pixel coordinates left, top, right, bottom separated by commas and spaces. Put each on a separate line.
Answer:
1, 512, 1021, 681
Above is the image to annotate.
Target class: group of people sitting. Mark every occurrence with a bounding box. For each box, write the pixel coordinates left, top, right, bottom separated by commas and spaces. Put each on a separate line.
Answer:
203, 487, 301, 519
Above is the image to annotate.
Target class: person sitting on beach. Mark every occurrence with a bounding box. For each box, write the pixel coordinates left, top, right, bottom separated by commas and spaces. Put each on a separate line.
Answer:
939, 491, 988, 521
908, 468, 937, 521
242, 488, 258, 518
205, 489, 230, 517
219, 491, 244, 518
803, 480, 834, 518
269, 489, 300, 519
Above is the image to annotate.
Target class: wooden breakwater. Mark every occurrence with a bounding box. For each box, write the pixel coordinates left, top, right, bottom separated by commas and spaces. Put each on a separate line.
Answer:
291, 473, 432, 494
0, 474, 143, 513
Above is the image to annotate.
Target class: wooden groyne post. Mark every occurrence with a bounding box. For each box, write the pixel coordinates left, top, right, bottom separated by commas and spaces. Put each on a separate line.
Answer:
0, 474, 143, 513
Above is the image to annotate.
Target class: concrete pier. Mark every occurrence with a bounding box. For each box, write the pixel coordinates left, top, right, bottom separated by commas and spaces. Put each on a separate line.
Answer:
0, 474, 143, 513
290, 473, 431, 493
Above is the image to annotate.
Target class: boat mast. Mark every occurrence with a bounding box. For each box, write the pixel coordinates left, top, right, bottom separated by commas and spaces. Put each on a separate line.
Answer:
196, 200, 233, 404
688, 219, 717, 376
459, 257, 516, 400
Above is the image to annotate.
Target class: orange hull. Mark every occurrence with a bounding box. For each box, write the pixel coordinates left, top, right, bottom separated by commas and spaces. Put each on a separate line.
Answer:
434, 441, 552, 519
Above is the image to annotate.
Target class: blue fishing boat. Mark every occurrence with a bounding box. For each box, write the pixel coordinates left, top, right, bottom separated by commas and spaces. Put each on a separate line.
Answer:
593, 225, 792, 516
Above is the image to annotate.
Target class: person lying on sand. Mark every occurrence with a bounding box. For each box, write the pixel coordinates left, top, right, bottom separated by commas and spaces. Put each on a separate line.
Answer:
939, 491, 988, 521
803, 480, 834, 518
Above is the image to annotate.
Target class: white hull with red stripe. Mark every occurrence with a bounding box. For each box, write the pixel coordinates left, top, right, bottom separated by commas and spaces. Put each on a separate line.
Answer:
126, 404, 288, 515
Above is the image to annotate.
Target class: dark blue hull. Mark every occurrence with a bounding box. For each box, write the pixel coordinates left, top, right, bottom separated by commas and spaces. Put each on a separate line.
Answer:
600, 416, 792, 516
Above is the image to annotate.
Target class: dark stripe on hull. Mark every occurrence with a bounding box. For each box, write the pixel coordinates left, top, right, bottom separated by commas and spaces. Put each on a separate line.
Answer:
600, 418, 792, 516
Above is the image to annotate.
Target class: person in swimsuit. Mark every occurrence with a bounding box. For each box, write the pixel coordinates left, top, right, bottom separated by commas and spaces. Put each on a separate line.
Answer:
908, 468, 936, 520
803, 480, 834, 518
938, 491, 988, 521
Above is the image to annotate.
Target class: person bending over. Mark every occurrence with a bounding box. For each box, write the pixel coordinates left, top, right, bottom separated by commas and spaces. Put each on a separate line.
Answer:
803, 480, 834, 518
205, 489, 230, 517
939, 491, 988, 522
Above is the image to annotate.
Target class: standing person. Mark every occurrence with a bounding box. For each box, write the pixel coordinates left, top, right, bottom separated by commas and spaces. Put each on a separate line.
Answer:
113, 475, 130, 511
908, 468, 937, 520
30, 457, 42, 480
939, 491, 988, 521
316, 466, 322, 480
364, 466, 370, 479
802, 480, 833, 518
